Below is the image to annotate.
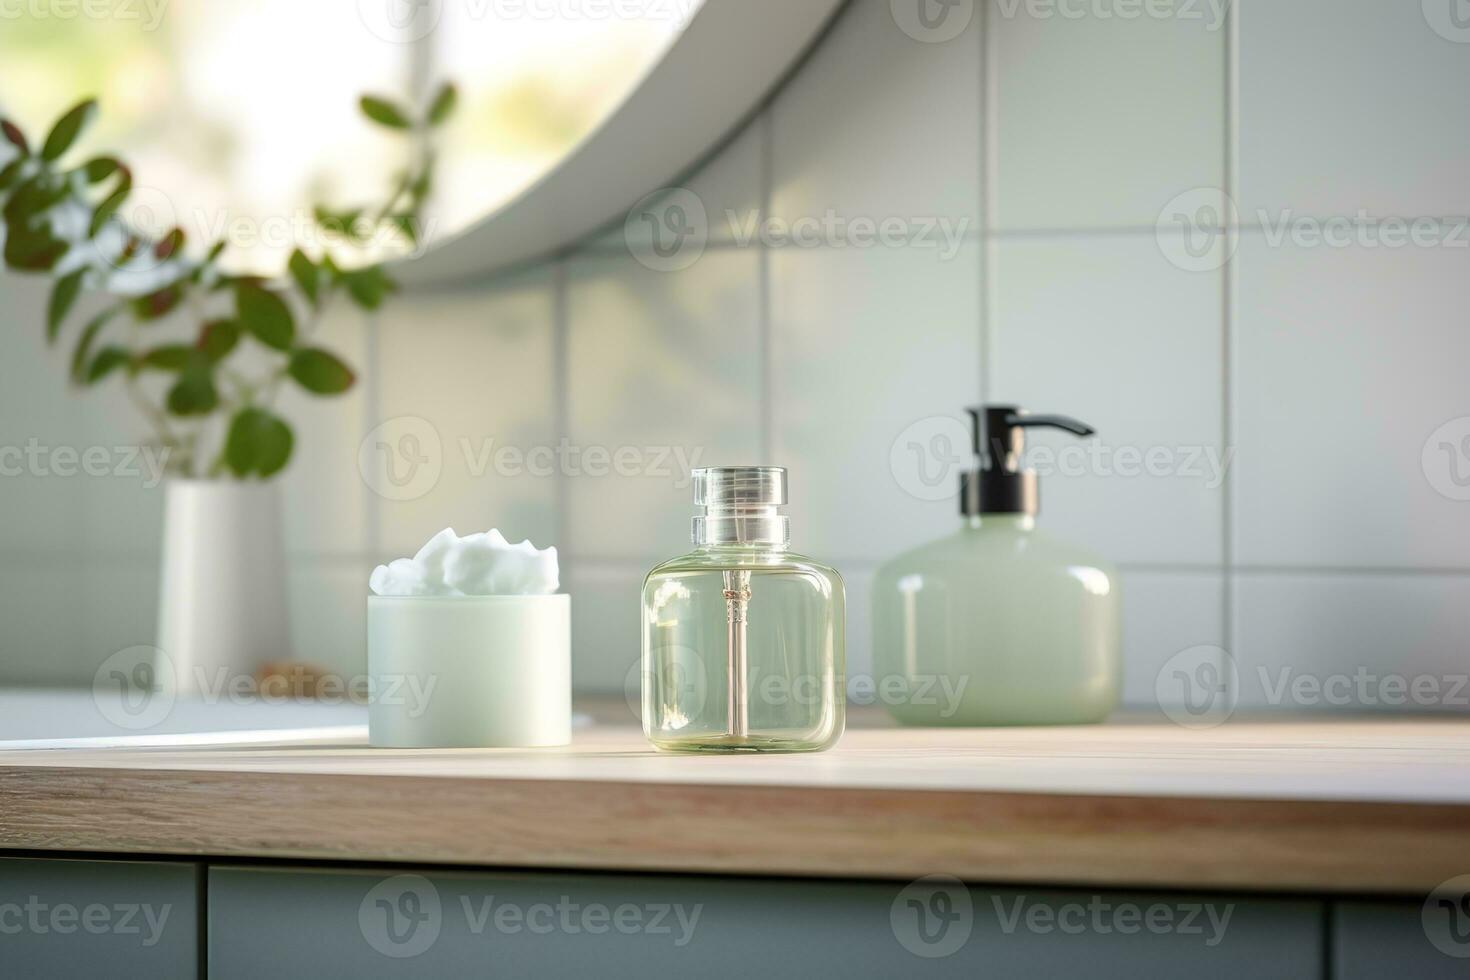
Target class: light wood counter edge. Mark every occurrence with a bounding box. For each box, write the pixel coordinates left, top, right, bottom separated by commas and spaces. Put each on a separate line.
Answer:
1, 766, 1464, 895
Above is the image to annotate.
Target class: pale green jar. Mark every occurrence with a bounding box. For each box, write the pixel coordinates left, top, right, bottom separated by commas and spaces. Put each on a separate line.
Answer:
873, 407, 1120, 726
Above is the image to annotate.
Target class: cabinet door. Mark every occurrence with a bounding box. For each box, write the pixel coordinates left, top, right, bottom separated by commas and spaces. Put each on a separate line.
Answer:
1335, 900, 1470, 979
208, 866, 1322, 979
0, 856, 199, 980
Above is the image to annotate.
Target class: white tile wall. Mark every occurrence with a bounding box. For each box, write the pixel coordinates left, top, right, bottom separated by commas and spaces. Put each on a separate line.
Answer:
1233, 574, 1470, 713
769, 243, 983, 564
0, 274, 84, 558
287, 560, 373, 680
771, 0, 982, 228
564, 249, 762, 564
84, 556, 230, 712
0, 565, 84, 686
989, 234, 1224, 565
70, 296, 200, 561
563, 561, 645, 697
375, 273, 559, 560
1238, 1, 1470, 219
2, 0, 1464, 713
989, 0, 1226, 230
1232, 236, 1470, 570
1225, 0, 1470, 715
79, 558, 159, 671
1120, 571, 1225, 709
77, 380, 167, 558
840, 564, 876, 685
276, 302, 372, 558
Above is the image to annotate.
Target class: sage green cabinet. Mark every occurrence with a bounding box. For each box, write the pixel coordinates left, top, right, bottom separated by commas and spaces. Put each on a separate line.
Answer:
0, 856, 198, 979
208, 866, 1322, 979
1333, 901, 1469, 979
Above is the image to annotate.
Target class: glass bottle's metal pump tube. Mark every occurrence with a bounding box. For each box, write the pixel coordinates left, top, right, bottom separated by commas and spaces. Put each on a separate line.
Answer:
722, 569, 751, 738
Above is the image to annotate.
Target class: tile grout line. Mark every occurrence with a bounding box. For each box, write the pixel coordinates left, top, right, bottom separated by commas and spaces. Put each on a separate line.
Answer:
978, 0, 995, 404
1233, 565, 1470, 578
552, 258, 571, 566
363, 310, 381, 561
1221, 0, 1240, 664
551, 558, 1470, 579
758, 109, 776, 463
25, 549, 1470, 578
551, 216, 1466, 262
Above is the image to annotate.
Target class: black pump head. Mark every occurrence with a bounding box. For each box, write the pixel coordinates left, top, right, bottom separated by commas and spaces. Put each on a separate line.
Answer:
960, 405, 1096, 516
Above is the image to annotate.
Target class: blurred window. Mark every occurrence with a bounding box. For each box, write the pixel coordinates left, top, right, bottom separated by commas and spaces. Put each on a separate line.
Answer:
0, 0, 698, 273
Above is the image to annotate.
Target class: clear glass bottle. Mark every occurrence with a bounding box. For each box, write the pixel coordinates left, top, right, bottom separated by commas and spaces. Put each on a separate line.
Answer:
641, 467, 845, 753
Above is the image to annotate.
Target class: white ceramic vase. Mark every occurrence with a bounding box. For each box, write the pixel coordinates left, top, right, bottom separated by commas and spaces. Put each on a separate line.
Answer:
155, 479, 290, 696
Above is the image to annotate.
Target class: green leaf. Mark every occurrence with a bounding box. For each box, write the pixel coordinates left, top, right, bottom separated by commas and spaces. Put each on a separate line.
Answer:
138, 344, 194, 371
130, 282, 184, 320
81, 157, 120, 182
196, 319, 240, 362
0, 119, 27, 155
224, 407, 293, 479
235, 282, 295, 350
154, 227, 185, 260
312, 206, 366, 241
71, 307, 119, 382
427, 83, 457, 126
288, 347, 355, 395
3, 223, 67, 271
408, 167, 432, 205
190, 239, 227, 284
389, 213, 418, 245
0, 159, 23, 192
89, 186, 129, 237
4, 175, 69, 225
41, 99, 97, 162
359, 95, 411, 130
47, 269, 86, 343
165, 364, 218, 416
341, 266, 396, 311
84, 346, 132, 384
288, 248, 319, 305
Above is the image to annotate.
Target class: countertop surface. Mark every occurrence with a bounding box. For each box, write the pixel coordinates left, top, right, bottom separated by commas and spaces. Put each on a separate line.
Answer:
1, 693, 1467, 894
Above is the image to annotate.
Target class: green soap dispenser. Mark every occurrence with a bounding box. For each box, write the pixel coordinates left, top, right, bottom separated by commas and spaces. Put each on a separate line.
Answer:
873, 405, 1120, 726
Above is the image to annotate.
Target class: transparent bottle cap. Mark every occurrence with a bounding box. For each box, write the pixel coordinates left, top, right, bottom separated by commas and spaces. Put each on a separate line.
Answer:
692, 466, 787, 507
691, 466, 789, 545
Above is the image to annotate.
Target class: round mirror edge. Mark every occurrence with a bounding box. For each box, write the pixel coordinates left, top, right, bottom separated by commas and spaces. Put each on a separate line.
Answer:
392, 0, 850, 293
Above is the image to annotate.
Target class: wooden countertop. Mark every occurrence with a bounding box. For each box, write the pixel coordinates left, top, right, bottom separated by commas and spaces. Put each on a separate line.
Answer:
2, 716, 1468, 895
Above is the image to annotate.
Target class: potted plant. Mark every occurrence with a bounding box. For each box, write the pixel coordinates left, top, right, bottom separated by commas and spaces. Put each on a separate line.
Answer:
0, 84, 456, 694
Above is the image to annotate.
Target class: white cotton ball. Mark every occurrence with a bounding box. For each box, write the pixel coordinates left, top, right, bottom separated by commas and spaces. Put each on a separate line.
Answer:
442, 532, 498, 595
509, 541, 559, 595
369, 558, 435, 597
373, 528, 559, 596
411, 527, 460, 588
